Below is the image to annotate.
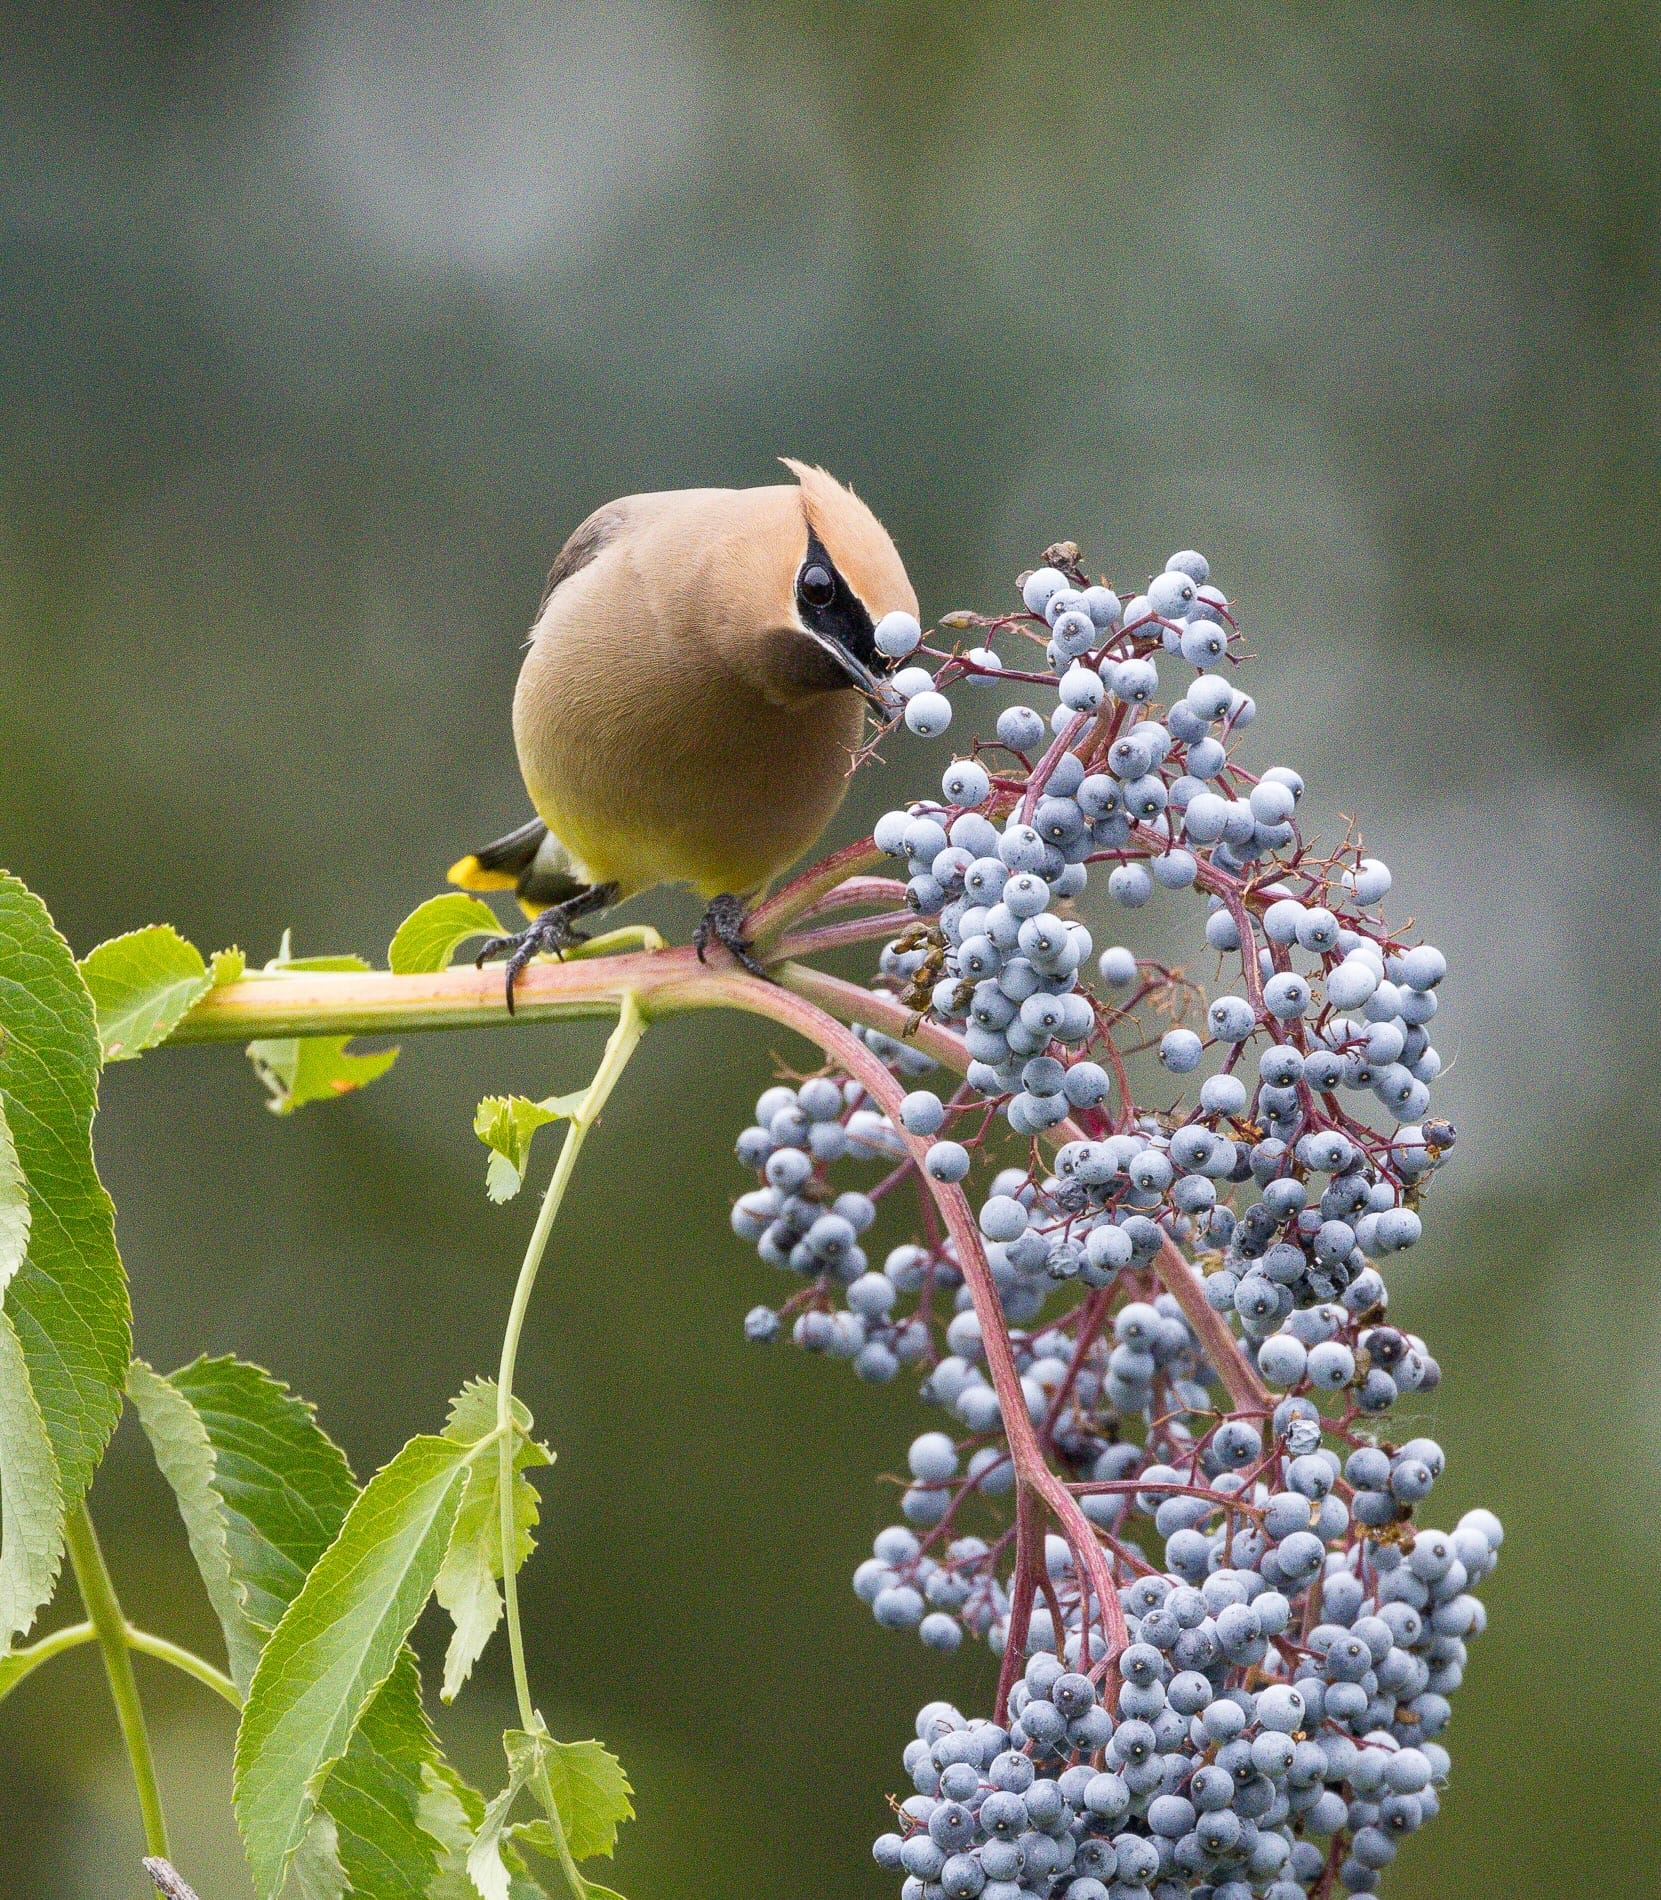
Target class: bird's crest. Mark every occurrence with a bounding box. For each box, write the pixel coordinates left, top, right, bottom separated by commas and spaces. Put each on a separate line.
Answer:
780, 458, 917, 625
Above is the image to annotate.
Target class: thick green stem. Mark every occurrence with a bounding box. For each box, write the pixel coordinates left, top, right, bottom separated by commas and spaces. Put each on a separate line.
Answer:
64, 1503, 170, 1860
160, 914, 896, 1046
496, 993, 648, 1732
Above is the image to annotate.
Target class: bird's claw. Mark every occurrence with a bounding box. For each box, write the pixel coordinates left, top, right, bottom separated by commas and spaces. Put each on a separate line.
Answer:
475, 881, 619, 1012
476, 913, 587, 1012
694, 893, 771, 980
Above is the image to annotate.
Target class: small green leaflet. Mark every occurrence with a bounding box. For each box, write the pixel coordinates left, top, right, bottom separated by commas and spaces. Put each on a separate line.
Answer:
421, 1761, 548, 1900
470, 1729, 633, 1900
0, 1094, 30, 1298
248, 940, 399, 1113
78, 924, 215, 1060
523, 1739, 634, 1862
473, 1093, 585, 1203
435, 1381, 552, 1701
233, 1431, 474, 1898
249, 1036, 401, 1114
0, 872, 128, 1525
389, 894, 504, 976
0, 1305, 63, 1648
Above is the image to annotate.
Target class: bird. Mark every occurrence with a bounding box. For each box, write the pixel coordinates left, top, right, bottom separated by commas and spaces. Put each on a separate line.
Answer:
450, 460, 919, 1004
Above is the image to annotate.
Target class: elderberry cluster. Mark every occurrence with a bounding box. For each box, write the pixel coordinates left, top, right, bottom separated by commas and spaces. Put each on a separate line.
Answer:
728, 545, 1497, 1896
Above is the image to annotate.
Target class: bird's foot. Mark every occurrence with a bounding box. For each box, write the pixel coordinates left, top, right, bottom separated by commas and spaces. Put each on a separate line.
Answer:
693, 892, 771, 980
476, 882, 619, 1012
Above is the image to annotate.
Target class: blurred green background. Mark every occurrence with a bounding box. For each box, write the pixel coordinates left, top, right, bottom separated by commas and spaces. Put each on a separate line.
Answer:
2, 3, 1657, 1895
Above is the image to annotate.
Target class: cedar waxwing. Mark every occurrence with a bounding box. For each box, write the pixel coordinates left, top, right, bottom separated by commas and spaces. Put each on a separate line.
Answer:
451, 460, 919, 1001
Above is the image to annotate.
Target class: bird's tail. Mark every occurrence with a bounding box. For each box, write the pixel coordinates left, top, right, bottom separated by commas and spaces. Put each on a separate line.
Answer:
448, 817, 585, 919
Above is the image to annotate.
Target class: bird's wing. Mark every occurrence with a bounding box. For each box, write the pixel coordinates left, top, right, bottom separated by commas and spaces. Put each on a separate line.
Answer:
536, 505, 628, 618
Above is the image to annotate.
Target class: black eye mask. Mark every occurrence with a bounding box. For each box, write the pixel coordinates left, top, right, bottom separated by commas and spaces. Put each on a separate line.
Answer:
795, 525, 883, 683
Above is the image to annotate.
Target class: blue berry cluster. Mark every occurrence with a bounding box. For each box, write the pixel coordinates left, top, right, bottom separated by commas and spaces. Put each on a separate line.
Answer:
728, 547, 1496, 1895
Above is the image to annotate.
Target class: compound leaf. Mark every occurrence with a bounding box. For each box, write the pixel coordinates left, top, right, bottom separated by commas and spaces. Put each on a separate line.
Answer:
234, 1433, 472, 1898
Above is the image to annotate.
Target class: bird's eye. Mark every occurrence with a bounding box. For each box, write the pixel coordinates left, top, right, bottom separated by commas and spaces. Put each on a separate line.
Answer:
798, 563, 835, 608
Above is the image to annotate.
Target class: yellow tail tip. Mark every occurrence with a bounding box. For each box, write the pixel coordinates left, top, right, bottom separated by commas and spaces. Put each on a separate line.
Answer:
447, 854, 518, 893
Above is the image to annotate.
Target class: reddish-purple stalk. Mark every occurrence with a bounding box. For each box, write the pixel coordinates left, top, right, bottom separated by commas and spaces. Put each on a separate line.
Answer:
693, 964, 1131, 1710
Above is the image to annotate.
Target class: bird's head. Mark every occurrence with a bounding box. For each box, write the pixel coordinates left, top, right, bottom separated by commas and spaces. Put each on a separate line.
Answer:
764, 459, 917, 715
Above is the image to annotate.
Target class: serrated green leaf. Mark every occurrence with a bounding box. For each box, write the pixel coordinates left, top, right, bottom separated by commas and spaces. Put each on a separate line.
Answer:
131, 1355, 358, 1682
248, 1036, 401, 1115
127, 1358, 261, 1692
499, 1736, 633, 1897
0, 871, 129, 1518
473, 1094, 583, 1203
0, 1096, 29, 1299
389, 895, 503, 977
422, 1762, 550, 1900
133, 1353, 531, 1899
235, 1433, 474, 1899
325, 1654, 440, 1900
441, 1380, 524, 1449
467, 1730, 545, 1900
245, 940, 397, 1114
539, 1740, 633, 1863
78, 924, 213, 1061
212, 947, 248, 987
436, 1382, 552, 1701
0, 1305, 63, 1647
279, 1813, 347, 1900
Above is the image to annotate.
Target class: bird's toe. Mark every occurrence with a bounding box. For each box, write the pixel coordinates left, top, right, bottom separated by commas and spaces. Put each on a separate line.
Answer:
694, 893, 771, 980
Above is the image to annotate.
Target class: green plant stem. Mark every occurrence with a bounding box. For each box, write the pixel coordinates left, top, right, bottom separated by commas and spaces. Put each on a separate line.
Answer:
161, 917, 895, 1045
125, 1628, 242, 1708
496, 992, 648, 1733
0, 1618, 98, 1698
0, 1619, 240, 1710
64, 1503, 171, 1860
531, 1762, 592, 1900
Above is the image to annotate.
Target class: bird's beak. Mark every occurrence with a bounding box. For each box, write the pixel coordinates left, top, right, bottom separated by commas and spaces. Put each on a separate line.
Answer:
805, 630, 902, 718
